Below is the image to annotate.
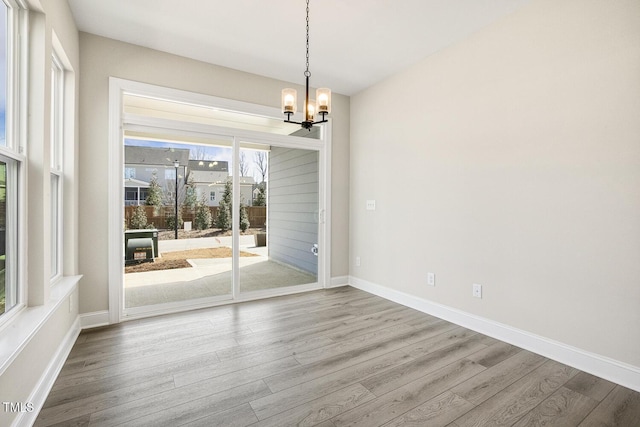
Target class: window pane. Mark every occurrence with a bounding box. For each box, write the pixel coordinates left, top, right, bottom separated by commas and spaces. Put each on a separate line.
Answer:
0, 160, 14, 314
51, 173, 60, 278
50, 65, 57, 168
50, 51, 65, 281
239, 146, 318, 294
0, 3, 7, 147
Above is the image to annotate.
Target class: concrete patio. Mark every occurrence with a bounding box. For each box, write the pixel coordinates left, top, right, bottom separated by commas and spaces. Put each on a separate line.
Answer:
124, 237, 317, 309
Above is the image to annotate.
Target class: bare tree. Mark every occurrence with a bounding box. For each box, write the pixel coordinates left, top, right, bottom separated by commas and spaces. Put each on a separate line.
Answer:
239, 152, 249, 177
192, 146, 208, 160
163, 169, 189, 207
254, 151, 268, 183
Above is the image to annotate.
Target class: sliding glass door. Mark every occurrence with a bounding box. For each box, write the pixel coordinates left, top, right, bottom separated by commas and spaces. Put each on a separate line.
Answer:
238, 144, 319, 296
122, 138, 322, 315
113, 84, 329, 320
123, 141, 234, 311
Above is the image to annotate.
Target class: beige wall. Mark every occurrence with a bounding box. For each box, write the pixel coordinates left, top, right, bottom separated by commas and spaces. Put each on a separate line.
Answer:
350, 0, 640, 367
78, 33, 350, 313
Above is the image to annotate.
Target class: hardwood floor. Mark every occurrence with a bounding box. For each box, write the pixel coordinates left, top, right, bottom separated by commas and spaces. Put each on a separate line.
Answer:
36, 287, 640, 426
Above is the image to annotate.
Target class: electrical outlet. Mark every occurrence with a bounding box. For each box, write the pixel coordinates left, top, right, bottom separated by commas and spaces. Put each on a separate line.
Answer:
473, 283, 482, 298
427, 272, 435, 286
355, 256, 361, 267
366, 200, 376, 211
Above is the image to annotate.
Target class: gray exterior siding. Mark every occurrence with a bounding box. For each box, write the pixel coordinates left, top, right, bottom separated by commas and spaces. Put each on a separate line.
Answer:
268, 147, 319, 276
124, 146, 190, 192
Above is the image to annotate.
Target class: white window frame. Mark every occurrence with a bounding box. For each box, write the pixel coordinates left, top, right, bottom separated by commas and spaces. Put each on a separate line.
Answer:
50, 50, 64, 283
0, 0, 27, 327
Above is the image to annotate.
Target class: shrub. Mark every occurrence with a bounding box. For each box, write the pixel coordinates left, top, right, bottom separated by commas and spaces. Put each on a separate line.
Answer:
194, 196, 212, 230
166, 208, 183, 230
183, 173, 197, 211
145, 172, 163, 206
215, 199, 231, 231
130, 205, 148, 229
240, 204, 250, 232
215, 180, 233, 231
254, 185, 266, 206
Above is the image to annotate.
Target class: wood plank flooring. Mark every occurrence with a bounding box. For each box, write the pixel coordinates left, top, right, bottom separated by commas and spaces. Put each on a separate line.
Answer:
36, 287, 640, 427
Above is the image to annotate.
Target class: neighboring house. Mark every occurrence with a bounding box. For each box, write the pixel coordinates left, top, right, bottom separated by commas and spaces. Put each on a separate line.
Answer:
124, 178, 150, 206
124, 150, 256, 207
124, 146, 190, 205
252, 182, 267, 206
189, 160, 255, 206
188, 159, 229, 208
239, 176, 256, 206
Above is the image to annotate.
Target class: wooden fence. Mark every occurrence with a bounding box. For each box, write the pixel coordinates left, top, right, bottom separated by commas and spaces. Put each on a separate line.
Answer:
124, 205, 266, 230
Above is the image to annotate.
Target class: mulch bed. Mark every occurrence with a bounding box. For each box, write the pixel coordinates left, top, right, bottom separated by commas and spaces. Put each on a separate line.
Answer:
157, 228, 264, 241
124, 247, 258, 274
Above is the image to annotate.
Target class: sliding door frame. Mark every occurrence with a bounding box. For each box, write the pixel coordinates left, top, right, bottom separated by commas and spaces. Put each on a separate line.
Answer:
108, 78, 332, 323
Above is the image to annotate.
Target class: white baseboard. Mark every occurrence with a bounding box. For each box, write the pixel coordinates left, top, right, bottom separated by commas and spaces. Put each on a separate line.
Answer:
80, 310, 110, 329
328, 275, 349, 288
349, 276, 640, 393
15, 316, 80, 427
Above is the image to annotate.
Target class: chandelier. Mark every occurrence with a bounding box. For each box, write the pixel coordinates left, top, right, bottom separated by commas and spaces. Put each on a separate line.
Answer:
281, 0, 331, 130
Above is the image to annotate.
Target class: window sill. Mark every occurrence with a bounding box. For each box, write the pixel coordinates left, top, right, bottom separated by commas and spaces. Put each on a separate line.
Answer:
0, 275, 82, 376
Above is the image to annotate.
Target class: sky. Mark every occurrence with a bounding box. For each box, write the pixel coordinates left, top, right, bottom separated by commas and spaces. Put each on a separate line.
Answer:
1, 3, 7, 146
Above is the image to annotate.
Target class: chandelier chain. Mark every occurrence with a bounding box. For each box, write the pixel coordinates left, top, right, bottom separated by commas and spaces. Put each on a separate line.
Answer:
305, 0, 311, 77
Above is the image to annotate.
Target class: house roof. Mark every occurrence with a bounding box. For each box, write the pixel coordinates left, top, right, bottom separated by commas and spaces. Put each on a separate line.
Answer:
188, 160, 229, 172
125, 146, 190, 167
124, 178, 150, 188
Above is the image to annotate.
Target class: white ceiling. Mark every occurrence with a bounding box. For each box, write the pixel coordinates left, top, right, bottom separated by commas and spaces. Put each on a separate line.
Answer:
67, 0, 530, 96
